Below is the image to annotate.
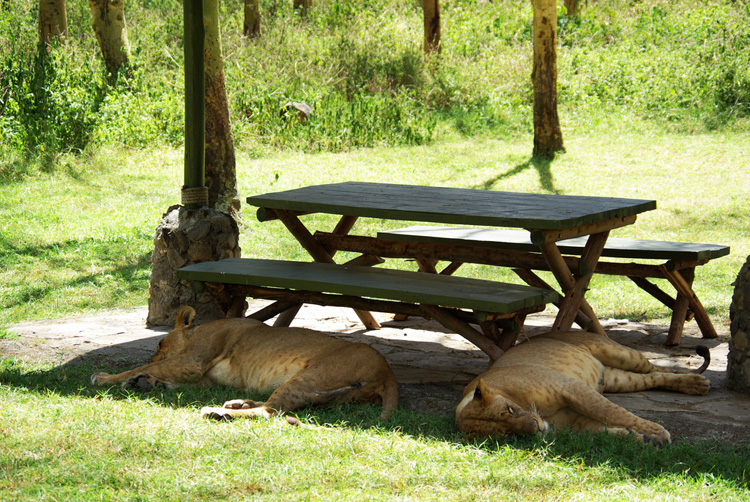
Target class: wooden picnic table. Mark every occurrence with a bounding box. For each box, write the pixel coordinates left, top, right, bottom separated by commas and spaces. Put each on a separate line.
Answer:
246, 182, 657, 337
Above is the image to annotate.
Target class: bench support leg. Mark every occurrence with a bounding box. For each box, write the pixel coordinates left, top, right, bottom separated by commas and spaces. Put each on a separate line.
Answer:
659, 265, 717, 342
421, 305, 504, 360
270, 210, 382, 330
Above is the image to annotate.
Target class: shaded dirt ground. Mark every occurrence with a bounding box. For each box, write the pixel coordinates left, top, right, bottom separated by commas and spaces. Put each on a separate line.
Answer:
3, 302, 749, 445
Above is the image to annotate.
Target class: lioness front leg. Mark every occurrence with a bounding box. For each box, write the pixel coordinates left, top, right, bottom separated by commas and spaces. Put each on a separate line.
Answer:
199, 399, 268, 420
558, 383, 671, 445
91, 356, 206, 390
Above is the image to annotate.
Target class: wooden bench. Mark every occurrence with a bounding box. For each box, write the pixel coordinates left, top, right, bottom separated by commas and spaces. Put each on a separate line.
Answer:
375, 226, 730, 345
176, 258, 559, 359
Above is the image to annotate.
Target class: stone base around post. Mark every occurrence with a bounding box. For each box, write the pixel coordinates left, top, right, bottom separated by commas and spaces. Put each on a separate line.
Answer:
729, 256, 750, 392
147, 204, 241, 326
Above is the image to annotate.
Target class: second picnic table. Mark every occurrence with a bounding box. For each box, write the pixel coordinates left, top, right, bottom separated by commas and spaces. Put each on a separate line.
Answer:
245, 181, 657, 339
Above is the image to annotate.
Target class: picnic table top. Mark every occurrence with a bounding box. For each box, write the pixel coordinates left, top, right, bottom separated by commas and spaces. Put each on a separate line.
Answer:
246, 182, 656, 230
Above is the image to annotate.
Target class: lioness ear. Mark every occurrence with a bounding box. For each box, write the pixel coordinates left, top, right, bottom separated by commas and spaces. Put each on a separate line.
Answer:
175, 306, 197, 330
476, 379, 494, 407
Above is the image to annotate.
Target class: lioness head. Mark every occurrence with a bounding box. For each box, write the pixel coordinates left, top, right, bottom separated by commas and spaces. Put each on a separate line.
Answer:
149, 306, 196, 363
455, 378, 548, 439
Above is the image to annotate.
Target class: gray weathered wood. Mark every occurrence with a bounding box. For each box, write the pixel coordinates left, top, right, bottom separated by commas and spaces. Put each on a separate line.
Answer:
176, 258, 558, 314
247, 182, 656, 231
378, 226, 730, 261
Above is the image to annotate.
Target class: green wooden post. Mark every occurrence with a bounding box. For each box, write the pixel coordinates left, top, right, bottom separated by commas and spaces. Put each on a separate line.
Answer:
182, 1, 208, 209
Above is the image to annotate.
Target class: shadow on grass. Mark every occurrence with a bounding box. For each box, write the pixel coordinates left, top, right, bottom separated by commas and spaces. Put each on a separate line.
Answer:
477, 156, 562, 194
1, 346, 748, 491
0, 234, 152, 311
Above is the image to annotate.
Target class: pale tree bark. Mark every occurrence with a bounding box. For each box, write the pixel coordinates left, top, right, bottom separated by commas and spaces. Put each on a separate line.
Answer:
244, 0, 260, 37
531, 0, 564, 159
89, 0, 131, 76
39, 0, 68, 45
204, 0, 240, 220
564, 0, 579, 16
422, 0, 441, 54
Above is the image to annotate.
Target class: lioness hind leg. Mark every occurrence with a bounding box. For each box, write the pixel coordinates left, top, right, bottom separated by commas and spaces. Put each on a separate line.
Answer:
603, 367, 710, 396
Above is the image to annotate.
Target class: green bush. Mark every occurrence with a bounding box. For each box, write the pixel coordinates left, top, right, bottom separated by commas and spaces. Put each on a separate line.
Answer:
1, 0, 749, 176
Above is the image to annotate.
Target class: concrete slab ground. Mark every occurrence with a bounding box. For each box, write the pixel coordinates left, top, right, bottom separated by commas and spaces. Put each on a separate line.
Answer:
3, 302, 749, 445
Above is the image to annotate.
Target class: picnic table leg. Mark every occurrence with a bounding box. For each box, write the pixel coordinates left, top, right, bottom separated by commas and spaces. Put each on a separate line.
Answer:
659, 265, 718, 341
664, 267, 694, 345
540, 231, 609, 334
272, 209, 381, 329
512, 267, 594, 332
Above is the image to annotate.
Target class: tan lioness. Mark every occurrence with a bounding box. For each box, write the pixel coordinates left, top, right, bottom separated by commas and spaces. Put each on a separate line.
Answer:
455, 331, 710, 445
92, 307, 399, 420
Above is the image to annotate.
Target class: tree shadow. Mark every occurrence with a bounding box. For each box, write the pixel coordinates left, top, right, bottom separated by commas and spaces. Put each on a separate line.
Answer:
479, 155, 561, 194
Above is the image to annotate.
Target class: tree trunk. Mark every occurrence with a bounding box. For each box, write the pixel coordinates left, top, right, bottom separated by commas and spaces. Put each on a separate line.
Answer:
244, 0, 260, 38
293, 0, 311, 17
531, 0, 564, 160
564, 0, 579, 16
39, 0, 68, 45
88, 0, 131, 76
204, 0, 240, 221
422, 0, 441, 54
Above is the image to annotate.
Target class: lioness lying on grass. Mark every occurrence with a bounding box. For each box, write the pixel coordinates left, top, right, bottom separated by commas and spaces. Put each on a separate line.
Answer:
92, 307, 399, 420
455, 331, 710, 445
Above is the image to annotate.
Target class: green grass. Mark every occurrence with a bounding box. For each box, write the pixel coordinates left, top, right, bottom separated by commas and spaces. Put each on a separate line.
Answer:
1, 359, 748, 500
0, 130, 747, 326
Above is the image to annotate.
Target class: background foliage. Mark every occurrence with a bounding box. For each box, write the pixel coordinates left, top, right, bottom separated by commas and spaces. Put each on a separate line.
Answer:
1, 0, 749, 176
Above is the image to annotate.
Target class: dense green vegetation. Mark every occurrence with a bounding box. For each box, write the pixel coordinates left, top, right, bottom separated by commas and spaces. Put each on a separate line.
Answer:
1, 0, 749, 174
1, 1, 749, 499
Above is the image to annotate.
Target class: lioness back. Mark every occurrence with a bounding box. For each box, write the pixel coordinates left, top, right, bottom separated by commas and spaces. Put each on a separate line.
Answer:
203, 324, 386, 394
491, 336, 605, 389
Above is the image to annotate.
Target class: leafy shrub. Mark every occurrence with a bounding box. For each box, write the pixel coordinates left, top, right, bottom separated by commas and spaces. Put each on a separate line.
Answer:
1, 0, 749, 177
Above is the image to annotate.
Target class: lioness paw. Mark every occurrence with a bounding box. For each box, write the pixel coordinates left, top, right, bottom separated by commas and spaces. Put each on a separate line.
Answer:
201, 406, 236, 421
681, 374, 711, 396
91, 373, 110, 385
123, 374, 166, 391
201, 405, 273, 420
222, 399, 262, 409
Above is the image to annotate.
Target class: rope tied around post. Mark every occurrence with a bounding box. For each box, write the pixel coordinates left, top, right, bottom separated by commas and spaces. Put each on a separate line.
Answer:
181, 186, 209, 207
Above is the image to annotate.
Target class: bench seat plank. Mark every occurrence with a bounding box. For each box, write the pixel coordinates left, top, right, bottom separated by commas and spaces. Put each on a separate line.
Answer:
177, 258, 558, 314
378, 226, 730, 261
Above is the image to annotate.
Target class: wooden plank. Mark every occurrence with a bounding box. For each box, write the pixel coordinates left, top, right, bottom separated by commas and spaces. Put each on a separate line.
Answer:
315, 232, 588, 275
247, 182, 656, 231
177, 258, 558, 314
378, 226, 730, 261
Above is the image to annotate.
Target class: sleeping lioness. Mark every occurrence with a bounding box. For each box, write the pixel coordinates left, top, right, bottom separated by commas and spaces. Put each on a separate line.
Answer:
92, 306, 399, 420
455, 331, 710, 445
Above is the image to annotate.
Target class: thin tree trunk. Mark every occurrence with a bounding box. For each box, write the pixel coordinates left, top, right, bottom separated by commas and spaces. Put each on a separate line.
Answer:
293, 0, 311, 17
88, 0, 131, 76
422, 0, 441, 54
244, 0, 260, 37
204, 0, 240, 220
39, 0, 68, 45
531, 0, 564, 159
564, 0, 579, 16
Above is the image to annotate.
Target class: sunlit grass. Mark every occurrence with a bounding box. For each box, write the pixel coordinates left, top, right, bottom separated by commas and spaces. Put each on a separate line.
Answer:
1, 356, 748, 500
